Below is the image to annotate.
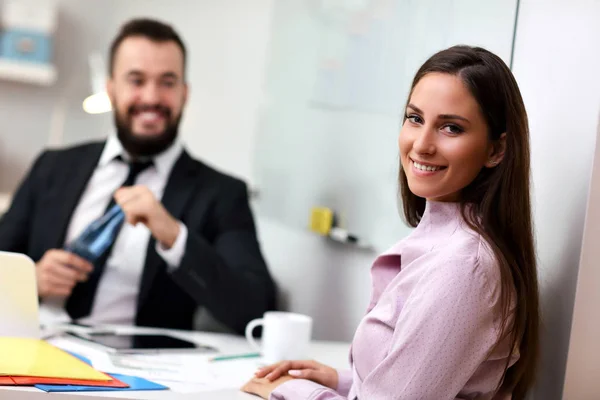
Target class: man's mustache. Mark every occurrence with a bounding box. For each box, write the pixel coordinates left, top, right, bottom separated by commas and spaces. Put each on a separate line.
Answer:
127, 104, 171, 118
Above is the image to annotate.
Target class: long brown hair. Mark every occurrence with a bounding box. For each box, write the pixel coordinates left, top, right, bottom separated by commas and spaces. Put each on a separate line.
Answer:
399, 45, 539, 398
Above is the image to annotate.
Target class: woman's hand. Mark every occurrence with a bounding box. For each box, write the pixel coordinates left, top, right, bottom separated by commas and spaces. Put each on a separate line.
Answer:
241, 376, 292, 399
255, 360, 339, 390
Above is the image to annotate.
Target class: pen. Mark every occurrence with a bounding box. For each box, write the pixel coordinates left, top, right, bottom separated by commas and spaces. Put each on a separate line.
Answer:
209, 352, 261, 362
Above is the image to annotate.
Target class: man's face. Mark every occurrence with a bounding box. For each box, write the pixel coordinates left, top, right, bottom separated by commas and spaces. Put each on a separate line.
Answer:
107, 36, 188, 157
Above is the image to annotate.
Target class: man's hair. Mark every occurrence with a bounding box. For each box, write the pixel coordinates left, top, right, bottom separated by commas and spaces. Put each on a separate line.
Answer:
109, 18, 187, 78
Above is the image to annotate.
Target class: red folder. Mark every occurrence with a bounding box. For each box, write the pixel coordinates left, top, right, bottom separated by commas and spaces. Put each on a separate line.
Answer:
0, 373, 128, 388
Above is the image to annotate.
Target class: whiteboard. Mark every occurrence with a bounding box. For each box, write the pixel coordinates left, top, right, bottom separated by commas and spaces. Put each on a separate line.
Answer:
253, 0, 519, 251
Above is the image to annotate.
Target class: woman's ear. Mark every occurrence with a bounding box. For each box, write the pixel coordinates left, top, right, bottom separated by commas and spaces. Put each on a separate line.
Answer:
485, 133, 507, 168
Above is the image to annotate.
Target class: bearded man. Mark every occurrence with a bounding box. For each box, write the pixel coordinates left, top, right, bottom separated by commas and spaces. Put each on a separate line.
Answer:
0, 18, 275, 334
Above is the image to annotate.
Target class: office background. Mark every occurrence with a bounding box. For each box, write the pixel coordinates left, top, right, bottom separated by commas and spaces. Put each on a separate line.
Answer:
253, 0, 517, 251
0, 0, 598, 399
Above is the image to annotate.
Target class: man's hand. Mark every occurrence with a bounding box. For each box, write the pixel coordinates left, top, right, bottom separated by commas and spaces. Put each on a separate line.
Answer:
36, 249, 93, 298
114, 185, 180, 248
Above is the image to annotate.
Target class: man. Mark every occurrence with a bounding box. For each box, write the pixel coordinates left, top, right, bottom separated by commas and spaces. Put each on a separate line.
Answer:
0, 18, 276, 334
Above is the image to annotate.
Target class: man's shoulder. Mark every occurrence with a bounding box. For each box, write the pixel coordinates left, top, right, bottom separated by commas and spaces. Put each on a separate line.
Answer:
27, 141, 104, 178
38, 141, 105, 165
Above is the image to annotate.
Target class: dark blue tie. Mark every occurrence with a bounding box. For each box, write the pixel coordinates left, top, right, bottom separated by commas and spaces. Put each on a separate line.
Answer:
65, 158, 153, 320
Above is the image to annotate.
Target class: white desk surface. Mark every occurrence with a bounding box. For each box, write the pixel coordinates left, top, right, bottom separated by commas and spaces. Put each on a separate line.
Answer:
0, 325, 351, 399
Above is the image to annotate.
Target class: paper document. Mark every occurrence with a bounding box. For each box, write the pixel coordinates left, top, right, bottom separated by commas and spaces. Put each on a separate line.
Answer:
48, 335, 265, 393
96, 353, 263, 392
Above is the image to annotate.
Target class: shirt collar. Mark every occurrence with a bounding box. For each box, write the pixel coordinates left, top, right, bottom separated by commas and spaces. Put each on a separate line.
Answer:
380, 201, 464, 257
98, 134, 123, 167
99, 133, 184, 178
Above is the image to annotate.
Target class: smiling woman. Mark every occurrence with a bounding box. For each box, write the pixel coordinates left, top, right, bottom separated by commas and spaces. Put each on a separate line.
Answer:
399, 73, 506, 202
243, 45, 539, 400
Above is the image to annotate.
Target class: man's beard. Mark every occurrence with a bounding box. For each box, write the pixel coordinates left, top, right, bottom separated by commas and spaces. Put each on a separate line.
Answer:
114, 104, 182, 158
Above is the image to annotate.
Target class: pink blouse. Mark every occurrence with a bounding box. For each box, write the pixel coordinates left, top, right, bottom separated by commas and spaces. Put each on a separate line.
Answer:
271, 201, 517, 400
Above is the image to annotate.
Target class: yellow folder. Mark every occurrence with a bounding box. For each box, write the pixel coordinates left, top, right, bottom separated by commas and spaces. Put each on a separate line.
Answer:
0, 337, 110, 381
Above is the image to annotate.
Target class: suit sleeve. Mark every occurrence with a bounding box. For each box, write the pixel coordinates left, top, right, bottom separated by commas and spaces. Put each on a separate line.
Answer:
0, 151, 48, 253
169, 181, 276, 334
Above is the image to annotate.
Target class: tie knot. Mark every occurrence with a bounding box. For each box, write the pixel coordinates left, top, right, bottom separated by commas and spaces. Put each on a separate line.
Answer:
129, 160, 154, 176
116, 156, 154, 187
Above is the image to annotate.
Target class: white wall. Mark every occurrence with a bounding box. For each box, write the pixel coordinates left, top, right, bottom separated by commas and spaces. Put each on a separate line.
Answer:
562, 115, 600, 399
256, 217, 373, 340
511, 0, 600, 398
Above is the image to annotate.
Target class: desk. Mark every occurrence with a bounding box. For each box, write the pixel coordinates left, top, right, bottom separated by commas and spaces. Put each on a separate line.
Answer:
0, 325, 351, 399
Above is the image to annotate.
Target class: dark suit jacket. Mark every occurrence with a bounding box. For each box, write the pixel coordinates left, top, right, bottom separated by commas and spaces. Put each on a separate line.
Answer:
0, 141, 276, 333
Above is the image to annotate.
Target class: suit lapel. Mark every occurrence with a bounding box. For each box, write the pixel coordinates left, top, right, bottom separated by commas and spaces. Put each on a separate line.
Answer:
50, 143, 105, 249
138, 150, 199, 308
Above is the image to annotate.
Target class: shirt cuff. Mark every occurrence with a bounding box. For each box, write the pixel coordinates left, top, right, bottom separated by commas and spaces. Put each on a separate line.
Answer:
335, 369, 353, 397
270, 379, 338, 400
155, 221, 187, 271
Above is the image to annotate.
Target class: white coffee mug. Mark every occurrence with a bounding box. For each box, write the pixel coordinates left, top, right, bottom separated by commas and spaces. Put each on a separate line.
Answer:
245, 311, 313, 363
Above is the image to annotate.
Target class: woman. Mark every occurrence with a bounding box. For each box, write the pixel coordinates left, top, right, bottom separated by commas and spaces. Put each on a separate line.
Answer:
242, 45, 539, 400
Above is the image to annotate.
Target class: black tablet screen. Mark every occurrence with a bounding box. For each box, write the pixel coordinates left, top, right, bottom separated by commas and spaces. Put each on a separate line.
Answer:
86, 333, 208, 351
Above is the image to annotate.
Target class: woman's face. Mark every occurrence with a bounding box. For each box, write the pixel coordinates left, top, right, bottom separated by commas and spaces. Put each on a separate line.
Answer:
399, 72, 500, 202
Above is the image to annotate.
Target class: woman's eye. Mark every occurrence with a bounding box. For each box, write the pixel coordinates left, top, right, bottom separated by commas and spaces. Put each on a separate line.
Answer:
406, 114, 423, 124
442, 124, 464, 134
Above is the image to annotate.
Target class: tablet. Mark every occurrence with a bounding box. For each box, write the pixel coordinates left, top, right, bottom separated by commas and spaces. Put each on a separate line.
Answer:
68, 332, 218, 354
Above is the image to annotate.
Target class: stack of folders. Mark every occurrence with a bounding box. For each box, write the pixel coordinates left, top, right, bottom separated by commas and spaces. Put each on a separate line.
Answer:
0, 337, 168, 392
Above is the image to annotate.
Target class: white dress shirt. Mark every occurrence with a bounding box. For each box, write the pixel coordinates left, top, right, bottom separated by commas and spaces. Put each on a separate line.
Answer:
39, 134, 189, 326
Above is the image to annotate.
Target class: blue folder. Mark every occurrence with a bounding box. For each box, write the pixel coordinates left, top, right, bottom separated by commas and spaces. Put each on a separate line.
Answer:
35, 373, 168, 392
34, 351, 168, 392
